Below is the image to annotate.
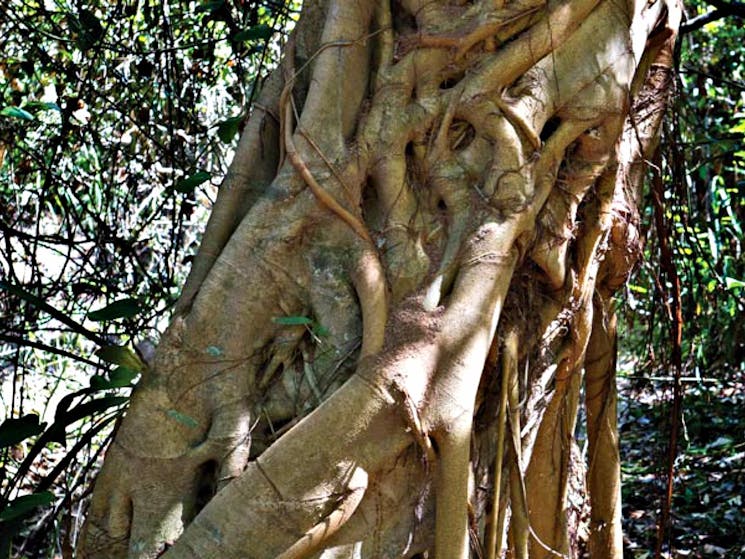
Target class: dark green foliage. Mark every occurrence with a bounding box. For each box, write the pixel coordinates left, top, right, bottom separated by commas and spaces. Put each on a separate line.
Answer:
233, 24, 275, 42
216, 115, 244, 143
87, 298, 142, 321
176, 170, 212, 193
0, 416, 44, 449
69, 9, 105, 51
622, 4, 745, 380
0, 0, 297, 554
89, 366, 139, 390
0, 107, 34, 121
94, 345, 144, 370
618, 3, 745, 556
0, 492, 55, 524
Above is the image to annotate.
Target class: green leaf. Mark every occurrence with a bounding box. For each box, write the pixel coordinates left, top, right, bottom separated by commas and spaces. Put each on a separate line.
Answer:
88, 298, 141, 321
109, 366, 138, 386
725, 277, 745, 290
89, 375, 110, 391
90, 367, 138, 390
176, 171, 211, 194
195, 0, 224, 13
205, 345, 223, 357
26, 101, 62, 112
166, 409, 199, 429
95, 345, 145, 372
233, 24, 273, 42
0, 415, 45, 448
79, 9, 104, 36
1, 106, 34, 121
216, 116, 242, 144
272, 316, 313, 326
708, 436, 734, 449
730, 119, 745, 135
0, 492, 55, 522
45, 394, 127, 444
311, 324, 330, 337
71, 8, 104, 50
51, 396, 128, 443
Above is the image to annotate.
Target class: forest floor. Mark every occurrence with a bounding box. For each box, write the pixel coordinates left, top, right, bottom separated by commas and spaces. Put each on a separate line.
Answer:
619, 375, 745, 558
5, 360, 744, 558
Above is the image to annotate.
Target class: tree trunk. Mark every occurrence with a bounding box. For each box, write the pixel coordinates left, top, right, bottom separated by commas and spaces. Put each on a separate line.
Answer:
79, 1, 680, 557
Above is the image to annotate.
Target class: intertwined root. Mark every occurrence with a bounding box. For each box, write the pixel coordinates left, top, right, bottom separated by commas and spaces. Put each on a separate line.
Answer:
80, 0, 680, 557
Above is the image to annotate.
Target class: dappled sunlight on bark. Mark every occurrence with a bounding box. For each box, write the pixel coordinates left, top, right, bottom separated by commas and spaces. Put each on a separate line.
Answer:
79, 0, 681, 557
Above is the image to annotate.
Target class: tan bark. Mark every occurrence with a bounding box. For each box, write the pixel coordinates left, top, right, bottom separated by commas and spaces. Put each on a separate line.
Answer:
79, 1, 681, 557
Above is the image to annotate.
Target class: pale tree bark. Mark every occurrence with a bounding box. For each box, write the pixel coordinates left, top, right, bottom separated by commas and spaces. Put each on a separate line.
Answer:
79, 1, 681, 557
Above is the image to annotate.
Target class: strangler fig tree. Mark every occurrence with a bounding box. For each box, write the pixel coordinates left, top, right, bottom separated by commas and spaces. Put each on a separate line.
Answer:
79, 0, 681, 557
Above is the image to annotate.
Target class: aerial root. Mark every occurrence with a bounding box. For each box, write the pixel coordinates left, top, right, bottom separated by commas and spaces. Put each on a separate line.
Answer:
279, 36, 373, 245
351, 248, 388, 359
403, 6, 542, 60
484, 330, 511, 559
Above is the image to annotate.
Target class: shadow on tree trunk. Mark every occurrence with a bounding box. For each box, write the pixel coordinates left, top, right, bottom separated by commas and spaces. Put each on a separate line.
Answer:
79, 0, 682, 557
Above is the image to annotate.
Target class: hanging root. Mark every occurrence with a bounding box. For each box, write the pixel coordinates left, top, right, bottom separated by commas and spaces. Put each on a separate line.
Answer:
485, 329, 513, 559
585, 303, 623, 558
280, 37, 372, 244
351, 248, 388, 359
504, 329, 529, 559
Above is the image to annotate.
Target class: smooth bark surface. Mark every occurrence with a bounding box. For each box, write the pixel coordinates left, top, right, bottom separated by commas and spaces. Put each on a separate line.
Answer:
79, 0, 681, 557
